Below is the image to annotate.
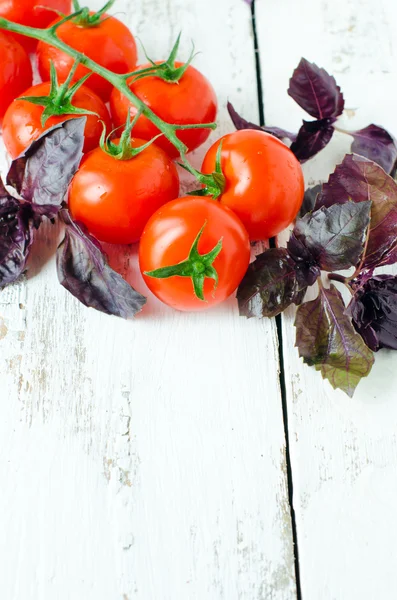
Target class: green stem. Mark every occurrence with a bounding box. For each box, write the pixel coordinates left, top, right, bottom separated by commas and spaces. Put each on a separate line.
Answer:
144, 221, 223, 301
0, 15, 217, 172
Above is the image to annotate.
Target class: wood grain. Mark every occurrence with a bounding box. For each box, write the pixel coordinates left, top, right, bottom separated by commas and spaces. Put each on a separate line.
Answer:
256, 0, 397, 597
0, 1, 296, 598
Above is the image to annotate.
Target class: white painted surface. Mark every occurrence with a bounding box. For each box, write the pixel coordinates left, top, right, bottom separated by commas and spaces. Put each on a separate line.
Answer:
257, 0, 397, 598
3, 0, 397, 597
0, 1, 296, 599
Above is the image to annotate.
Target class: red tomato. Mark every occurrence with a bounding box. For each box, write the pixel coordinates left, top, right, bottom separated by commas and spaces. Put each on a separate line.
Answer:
110, 62, 217, 158
68, 139, 180, 244
139, 196, 250, 312
201, 130, 304, 240
2, 81, 111, 158
0, 0, 71, 51
0, 33, 32, 122
36, 13, 137, 101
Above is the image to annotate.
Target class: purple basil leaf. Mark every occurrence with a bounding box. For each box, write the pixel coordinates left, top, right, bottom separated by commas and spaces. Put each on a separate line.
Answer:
7, 118, 85, 221
295, 284, 374, 397
351, 124, 397, 175
237, 248, 307, 318
348, 275, 397, 351
57, 211, 146, 318
290, 119, 335, 162
299, 184, 322, 217
0, 189, 34, 288
316, 154, 397, 269
288, 58, 345, 119
293, 201, 371, 271
287, 233, 321, 288
227, 102, 297, 142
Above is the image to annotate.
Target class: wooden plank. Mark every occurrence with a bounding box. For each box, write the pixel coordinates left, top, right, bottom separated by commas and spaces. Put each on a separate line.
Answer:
0, 1, 297, 598
256, 0, 397, 597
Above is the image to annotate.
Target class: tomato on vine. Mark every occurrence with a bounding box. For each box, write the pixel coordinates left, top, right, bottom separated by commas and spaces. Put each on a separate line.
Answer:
37, 0, 137, 101
110, 34, 217, 159
68, 115, 180, 245
3, 63, 111, 157
139, 197, 250, 311
201, 129, 305, 240
0, 32, 32, 121
0, 0, 71, 50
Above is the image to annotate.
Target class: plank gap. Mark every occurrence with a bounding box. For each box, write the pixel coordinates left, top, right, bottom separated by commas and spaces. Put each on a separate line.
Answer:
250, 1, 302, 597
250, 0, 265, 126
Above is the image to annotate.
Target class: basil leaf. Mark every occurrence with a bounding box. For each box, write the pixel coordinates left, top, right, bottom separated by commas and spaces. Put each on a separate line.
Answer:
295, 284, 374, 397
227, 102, 296, 142
7, 118, 85, 221
237, 248, 307, 318
351, 124, 397, 175
0, 190, 33, 288
288, 58, 345, 119
293, 201, 371, 271
290, 119, 335, 162
348, 275, 397, 352
57, 211, 147, 318
316, 154, 397, 269
299, 184, 322, 217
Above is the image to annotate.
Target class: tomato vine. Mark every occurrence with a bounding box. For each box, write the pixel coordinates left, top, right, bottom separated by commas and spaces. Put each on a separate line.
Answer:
0, 9, 219, 187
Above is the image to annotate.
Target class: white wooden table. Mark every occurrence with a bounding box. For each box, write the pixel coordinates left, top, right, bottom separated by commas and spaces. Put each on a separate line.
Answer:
1, 0, 397, 598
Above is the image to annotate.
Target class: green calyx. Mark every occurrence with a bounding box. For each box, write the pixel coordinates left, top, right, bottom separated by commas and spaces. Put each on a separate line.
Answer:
144, 222, 223, 301
71, 0, 115, 27
130, 32, 198, 84
0, 14, 217, 191
19, 61, 97, 127
183, 140, 226, 199
100, 109, 161, 161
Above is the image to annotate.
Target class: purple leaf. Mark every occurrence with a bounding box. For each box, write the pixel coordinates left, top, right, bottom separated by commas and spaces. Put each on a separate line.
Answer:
237, 248, 307, 318
350, 124, 397, 174
7, 118, 85, 221
292, 201, 371, 271
295, 284, 374, 397
316, 154, 397, 270
227, 102, 297, 142
299, 184, 322, 217
348, 275, 397, 351
56, 211, 146, 318
0, 188, 34, 288
288, 58, 345, 119
290, 119, 335, 162
287, 233, 321, 288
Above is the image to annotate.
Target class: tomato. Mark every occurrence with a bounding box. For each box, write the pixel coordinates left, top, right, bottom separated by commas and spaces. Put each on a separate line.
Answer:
139, 196, 250, 312
0, 0, 71, 51
110, 62, 217, 159
68, 139, 180, 244
36, 13, 137, 101
2, 81, 111, 158
0, 33, 32, 122
201, 130, 305, 240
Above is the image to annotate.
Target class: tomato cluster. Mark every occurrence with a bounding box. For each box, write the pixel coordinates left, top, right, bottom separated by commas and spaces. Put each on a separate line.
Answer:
0, 1, 304, 312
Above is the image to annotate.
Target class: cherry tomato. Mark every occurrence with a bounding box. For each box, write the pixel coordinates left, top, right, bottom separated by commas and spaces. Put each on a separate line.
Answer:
0, 33, 32, 122
68, 139, 180, 244
110, 62, 217, 159
201, 130, 304, 240
37, 13, 137, 101
3, 81, 111, 158
139, 196, 250, 312
0, 0, 71, 51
